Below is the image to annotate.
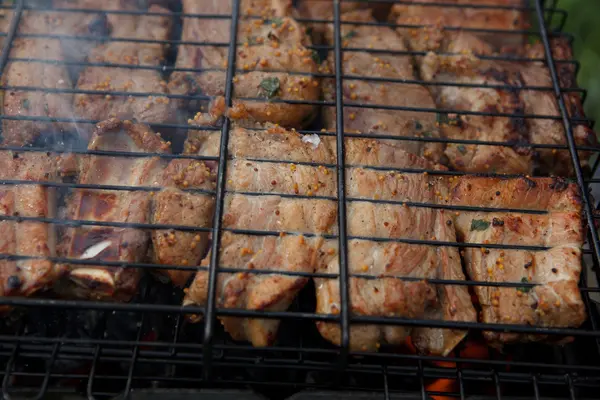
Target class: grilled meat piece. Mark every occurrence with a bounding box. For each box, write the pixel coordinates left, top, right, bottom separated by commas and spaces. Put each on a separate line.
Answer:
184, 232, 319, 346
521, 39, 597, 176
169, 0, 319, 128
59, 119, 169, 301
150, 158, 216, 287
73, 4, 172, 134
53, 0, 114, 68
183, 125, 337, 346
295, 0, 391, 43
450, 176, 586, 346
391, 0, 528, 52
0, 151, 61, 307
419, 34, 533, 174
1, 10, 74, 146
316, 173, 475, 355
322, 10, 444, 164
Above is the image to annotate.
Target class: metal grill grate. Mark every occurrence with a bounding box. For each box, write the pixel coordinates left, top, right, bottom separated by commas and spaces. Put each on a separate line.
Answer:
0, 0, 599, 399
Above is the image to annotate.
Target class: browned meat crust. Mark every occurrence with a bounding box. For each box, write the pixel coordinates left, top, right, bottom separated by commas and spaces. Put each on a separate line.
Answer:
391, 0, 529, 51
397, 18, 596, 176
185, 232, 319, 346
58, 119, 169, 301
169, 0, 319, 129
150, 157, 216, 287
419, 35, 533, 174
182, 125, 334, 346
0, 152, 61, 307
521, 39, 597, 175
450, 176, 586, 346
2, 10, 74, 146
295, 0, 391, 43
73, 4, 173, 133
185, 125, 442, 171
321, 10, 445, 164
316, 173, 475, 355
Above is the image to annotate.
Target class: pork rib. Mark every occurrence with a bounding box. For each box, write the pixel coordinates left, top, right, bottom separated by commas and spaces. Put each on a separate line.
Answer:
58, 119, 169, 301
0, 151, 61, 307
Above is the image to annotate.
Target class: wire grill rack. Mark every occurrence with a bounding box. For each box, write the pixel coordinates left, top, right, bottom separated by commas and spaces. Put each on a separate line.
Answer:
0, 0, 599, 399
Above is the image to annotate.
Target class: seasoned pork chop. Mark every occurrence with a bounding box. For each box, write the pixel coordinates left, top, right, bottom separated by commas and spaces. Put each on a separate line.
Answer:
2, 10, 74, 146
392, 0, 528, 52
316, 173, 475, 355
185, 232, 319, 346
73, 4, 172, 133
169, 0, 319, 128
321, 10, 444, 164
295, 0, 391, 43
150, 158, 216, 287
182, 125, 334, 345
0, 152, 61, 307
450, 177, 586, 346
59, 119, 169, 301
521, 39, 597, 175
418, 33, 533, 174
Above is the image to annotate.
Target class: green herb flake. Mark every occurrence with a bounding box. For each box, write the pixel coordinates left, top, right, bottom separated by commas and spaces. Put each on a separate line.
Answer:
517, 277, 532, 293
44, 103, 49, 114
342, 30, 357, 40
267, 17, 283, 27
246, 36, 258, 45
470, 219, 490, 231
311, 50, 321, 64
259, 77, 280, 99
22, 99, 30, 110
457, 144, 467, 154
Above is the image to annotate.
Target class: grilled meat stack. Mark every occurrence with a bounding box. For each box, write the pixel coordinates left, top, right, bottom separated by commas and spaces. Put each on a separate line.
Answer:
0, 0, 592, 355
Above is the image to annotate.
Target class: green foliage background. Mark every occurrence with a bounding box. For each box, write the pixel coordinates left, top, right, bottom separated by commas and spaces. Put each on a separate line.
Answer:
557, 0, 600, 130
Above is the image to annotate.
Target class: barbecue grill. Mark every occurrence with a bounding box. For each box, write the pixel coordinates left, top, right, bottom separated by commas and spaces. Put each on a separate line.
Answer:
0, 0, 599, 399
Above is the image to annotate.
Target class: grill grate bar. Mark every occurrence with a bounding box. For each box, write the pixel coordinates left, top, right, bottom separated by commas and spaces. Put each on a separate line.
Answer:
201, 0, 241, 382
